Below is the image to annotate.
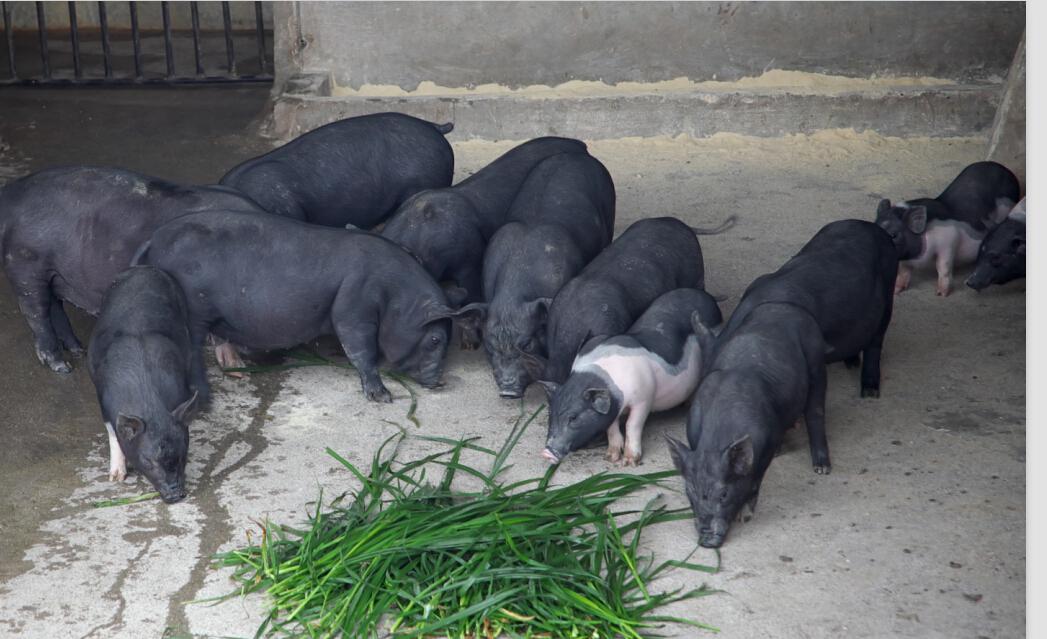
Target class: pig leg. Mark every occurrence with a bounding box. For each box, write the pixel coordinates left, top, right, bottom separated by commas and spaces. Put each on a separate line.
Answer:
935, 251, 955, 297
894, 263, 912, 294
860, 327, 888, 399
333, 319, 392, 403
105, 422, 127, 482
622, 404, 651, 466
187, 322, 212, 406
803, 361, 831, 475
844, 355, 860, 369
214, 340, 246, 378
606, 419, 625, 463
49, 299, 84, 356
13, 276, 71, 373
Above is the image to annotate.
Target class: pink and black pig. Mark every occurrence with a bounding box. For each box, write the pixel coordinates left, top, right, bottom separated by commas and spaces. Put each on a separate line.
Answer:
134, 210, 483, 403
88, 266, 202, 504
967, 198, 1026, 291
542, 288, 721, 466
669, 219, 898, 547
0, 166, 263, 373
382, 137, 588, 312
875, 161, 1020, 296
220, 112, 455, 229
476, 151, 616, 397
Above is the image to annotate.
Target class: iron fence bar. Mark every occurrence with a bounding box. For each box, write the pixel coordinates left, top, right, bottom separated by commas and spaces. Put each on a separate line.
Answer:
221, 1, 234, 75
160, 0, 174, 78
128, 1, 141, 79
254, 1, 265, 73
35, 1, 49, 78
3, 2, 16, 79
0, 73, 273, 87
98, 1, 112, 78
189, 1, 202, 76
67, 2, 81, 78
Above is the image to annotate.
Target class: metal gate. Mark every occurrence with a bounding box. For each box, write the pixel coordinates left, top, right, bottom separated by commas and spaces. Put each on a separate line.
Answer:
0, 1, 272, 85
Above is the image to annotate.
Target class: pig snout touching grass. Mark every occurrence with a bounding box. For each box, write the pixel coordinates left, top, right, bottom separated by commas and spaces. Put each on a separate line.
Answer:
88, 266, 204, 504
966, 198, 1026, 291
668, 302, 829, 548
220, 112, 455, 229
541, 288, 722, 466
537, 216, 721, 386
478, 152, 616, 397
136, 211, 483, 403
0, 166, 263, 374
382, 137, 589, 318
875, 160, 1020, 297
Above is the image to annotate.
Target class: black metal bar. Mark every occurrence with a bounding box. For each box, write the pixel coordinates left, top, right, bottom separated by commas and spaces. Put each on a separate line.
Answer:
160, 0, 174, 78
68, 2, 81, 78
254, 1, 266, 73
129, 1, 141, 79
189, 1, 203, 76
0, 73, 274, 87
98, 1, 112, 78
221, 1, 235, 75
3, 2, 16, 79
35, 1, 49, 79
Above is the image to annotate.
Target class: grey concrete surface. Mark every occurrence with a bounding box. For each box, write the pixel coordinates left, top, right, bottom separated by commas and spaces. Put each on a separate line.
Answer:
287, 2, 1024, 90
0, 89, 1025, 638
988, 32, 1026, 186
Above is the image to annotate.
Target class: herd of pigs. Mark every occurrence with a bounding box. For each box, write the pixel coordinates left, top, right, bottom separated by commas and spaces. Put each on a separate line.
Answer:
0, 112, 1026, 548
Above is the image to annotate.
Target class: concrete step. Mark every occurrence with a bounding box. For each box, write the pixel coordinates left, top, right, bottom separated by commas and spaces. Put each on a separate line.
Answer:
269, 78, 1002, 141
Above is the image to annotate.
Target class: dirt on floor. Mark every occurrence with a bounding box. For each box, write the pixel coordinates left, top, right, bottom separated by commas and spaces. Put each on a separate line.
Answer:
0, 88, 1025, 639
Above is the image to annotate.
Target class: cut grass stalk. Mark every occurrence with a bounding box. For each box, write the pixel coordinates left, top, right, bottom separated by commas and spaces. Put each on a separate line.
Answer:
91, 491, 160, 508
210, 406, 719, 637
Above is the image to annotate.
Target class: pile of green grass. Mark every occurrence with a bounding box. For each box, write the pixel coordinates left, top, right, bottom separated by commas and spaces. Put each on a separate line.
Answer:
212, 407, 719, 638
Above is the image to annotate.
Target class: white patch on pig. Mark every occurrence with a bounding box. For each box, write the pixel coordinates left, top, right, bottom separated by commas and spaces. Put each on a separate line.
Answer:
105, 422, 127, 482
573, 336, 703, 414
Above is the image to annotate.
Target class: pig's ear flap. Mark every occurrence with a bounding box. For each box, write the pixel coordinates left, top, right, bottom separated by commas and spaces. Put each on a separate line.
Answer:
876, 198, 892, 218
449, 302, 487, 335
725, 435, 754, 478
691, 311, 717, 354
528, 297, 553, 326
116, 414, 146, 442
666, 435, 691, 472
424, 303, 486, 325
582, 388, 611, 414
905, 206, 928, 234
537, 380, 561, 400
171, 391, 199, 423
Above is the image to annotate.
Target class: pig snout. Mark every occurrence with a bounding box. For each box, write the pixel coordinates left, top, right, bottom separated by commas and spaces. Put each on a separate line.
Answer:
965, 269, 992, 291
497, 378, 526, 399
159, 483, 187, 504
541, 448, 562, 464
697, 518, 729, 548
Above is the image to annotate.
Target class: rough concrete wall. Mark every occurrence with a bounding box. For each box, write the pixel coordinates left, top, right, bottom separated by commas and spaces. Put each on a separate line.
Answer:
6, 1, 272, 30
290, 1, 1024, 91
987, 32, 1025, 188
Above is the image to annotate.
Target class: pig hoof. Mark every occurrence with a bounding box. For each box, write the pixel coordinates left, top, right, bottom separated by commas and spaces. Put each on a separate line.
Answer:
109, 468, 127, 482
66, 344, 86, 358
605, 448, 622, 463
366, 387, 393, 403
622, 456, 641, 467
844, 356, 861, 369
813, 464, 831, 475
860, 387, 880, 398
49, 359, 73, 374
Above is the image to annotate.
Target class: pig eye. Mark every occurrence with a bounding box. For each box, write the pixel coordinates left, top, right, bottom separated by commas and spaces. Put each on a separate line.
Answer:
519, 338, 535, 353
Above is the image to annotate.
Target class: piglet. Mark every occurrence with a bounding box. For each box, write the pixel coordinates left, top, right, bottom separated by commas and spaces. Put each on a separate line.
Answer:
966, 198, 1026, 291
88, 266, 203, 504
542, 288, 722, 466
876, 161, 1020, 296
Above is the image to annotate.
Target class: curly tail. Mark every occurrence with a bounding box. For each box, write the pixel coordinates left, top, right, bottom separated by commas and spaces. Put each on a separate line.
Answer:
435, 122, 455, 135
691, 215, 737, 235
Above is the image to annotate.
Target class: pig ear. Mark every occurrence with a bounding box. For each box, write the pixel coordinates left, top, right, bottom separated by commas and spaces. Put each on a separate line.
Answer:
537, 380, 561, 400
582, 388, 611, 414
171, 391, 199, 423
666, 435, 692, 472
116, 414, 146, 442
876, 199, 892, 217
725, 435, 754, 478
905, 206, 928, 234
520, 349, 548, 380
425, 303, 486, 325
690, 311, 717, 352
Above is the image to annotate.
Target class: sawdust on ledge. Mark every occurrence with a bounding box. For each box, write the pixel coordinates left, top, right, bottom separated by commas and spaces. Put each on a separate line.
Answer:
331, 69, 958, 99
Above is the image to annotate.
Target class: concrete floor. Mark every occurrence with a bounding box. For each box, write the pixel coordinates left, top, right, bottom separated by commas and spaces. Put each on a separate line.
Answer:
0, 88, 1025, 638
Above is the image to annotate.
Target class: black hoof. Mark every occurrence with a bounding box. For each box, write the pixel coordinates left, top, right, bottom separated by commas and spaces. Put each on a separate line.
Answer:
860, 387, 880, 398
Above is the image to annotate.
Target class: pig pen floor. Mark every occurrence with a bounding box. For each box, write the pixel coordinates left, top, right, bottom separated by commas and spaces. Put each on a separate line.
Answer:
0, 88, 1025, 638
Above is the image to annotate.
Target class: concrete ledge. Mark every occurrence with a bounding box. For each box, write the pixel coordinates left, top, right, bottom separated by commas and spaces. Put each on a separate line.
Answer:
269, 84, 1001, 141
